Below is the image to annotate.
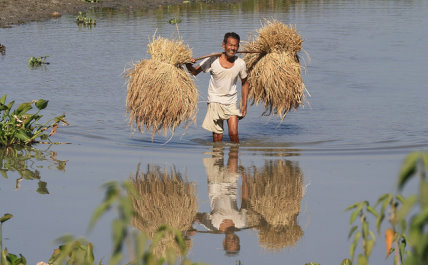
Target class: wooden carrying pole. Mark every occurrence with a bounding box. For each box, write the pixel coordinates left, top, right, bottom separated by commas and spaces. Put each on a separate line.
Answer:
194, 50, 263, 61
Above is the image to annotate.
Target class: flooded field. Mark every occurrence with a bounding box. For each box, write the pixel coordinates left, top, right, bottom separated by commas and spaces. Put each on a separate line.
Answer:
1, 0, 428, 264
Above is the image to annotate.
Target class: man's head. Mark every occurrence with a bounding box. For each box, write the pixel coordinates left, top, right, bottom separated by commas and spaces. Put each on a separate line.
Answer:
222, 32, 240, 58
223, 232, 240, 255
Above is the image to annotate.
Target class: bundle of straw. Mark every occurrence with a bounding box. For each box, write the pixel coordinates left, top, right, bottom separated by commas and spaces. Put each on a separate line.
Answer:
243, 19, 307, 118
125, 36, 198, 138
129, 165, 197, 258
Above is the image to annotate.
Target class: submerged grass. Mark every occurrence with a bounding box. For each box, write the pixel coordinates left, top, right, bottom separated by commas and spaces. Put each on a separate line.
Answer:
125, 35, 198, 139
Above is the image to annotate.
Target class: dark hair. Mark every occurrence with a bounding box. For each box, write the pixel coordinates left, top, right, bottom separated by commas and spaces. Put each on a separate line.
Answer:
223, 32, 240, 44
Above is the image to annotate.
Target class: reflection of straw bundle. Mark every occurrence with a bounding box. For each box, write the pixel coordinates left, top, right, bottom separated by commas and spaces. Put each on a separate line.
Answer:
247, 160, 303, 226
148, 230, 193, 258
129, 165, 197, 257
243, 19, 306, 118
130, 165, 197, 234
257, 218, 303, 250
247, 160, 304, 250
125, 36, 198, 138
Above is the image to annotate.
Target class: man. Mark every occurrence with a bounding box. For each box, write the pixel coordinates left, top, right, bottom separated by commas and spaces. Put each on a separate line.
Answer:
195, 145, 248, 255
186, 32, 249, 143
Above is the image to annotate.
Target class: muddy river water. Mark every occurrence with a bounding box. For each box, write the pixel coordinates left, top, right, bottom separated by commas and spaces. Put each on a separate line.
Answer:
1, 0, 428, 264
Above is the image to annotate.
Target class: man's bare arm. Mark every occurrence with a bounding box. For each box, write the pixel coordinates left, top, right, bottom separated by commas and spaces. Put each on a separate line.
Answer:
240, 77, 249, 117
185, 61, 203, 76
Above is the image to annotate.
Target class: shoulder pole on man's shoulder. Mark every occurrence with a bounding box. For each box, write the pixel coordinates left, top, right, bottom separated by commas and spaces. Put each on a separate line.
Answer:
194, 50, 263, 62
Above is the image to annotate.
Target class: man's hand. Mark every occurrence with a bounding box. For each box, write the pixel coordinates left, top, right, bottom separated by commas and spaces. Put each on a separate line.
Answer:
240, 104, 247, 118
185, 59, 202, 76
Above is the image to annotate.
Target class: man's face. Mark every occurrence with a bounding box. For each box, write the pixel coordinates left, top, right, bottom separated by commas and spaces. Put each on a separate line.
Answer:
222, 37, 239, 58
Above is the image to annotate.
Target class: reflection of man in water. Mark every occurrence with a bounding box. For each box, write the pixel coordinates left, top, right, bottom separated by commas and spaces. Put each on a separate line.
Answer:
196, 146, 248, 255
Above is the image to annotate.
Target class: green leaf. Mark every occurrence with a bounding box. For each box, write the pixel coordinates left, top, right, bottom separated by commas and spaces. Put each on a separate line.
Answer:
108, 252, 123, 265
422, 153, 428, 170
398, 152, 422, 190
1, 249, 9, 265
35, 99, 48, 110
341, 259, 353, 265
36, 181, 49, 194
0, 103, 8, 111
362, 221, 369, 240
350, 209, 360, 225
15, 102, 32, 115
345, 202, 360, 211
87, 181, 120, 231
174, 229, 186, 255
348, 225, 358, 239
366, 206, 378, 218
0, 213, 13, 223
357, 254, 368, 265
350, 231, 361, 260
350, 242, 357, 261
15, 132, 31, 143
397, 195, 418, 222
375, 193, 390, 207
366, 239, 375, 256
85, 243, 94, 264
420, 180, 428, 208
6, 253, 18, 264
112, 219, 126, 253
5, 101, 15, 115
411, 207, 428, 227
17, 254, 26, 265
0, 95, 6, 105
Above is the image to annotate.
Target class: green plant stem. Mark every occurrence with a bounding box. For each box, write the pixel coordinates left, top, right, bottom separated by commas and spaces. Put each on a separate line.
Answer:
395, 240, 401, 265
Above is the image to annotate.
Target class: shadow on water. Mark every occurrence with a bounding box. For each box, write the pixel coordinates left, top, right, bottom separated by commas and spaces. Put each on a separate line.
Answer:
0, 146, 67, 194
128, 145, 304, 257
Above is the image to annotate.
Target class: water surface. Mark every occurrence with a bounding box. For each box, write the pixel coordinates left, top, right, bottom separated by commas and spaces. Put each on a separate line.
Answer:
1, 0, 427, 264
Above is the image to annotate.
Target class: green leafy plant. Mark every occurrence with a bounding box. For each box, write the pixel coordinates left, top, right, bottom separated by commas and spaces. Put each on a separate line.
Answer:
0, 94, 68, 147
0, 43, 5, 55
168, 17, 181, 24
28, 55, 49, 66
1, 213, 27, 265
308, 152, 427, 265
48, 236, 96, 265
346, 152, 428, 265
75, 12, 96, 26
48, 180, 204, 265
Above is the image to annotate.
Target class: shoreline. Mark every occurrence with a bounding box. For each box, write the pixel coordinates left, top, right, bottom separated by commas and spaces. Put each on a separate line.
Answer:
0, 0, 238, 28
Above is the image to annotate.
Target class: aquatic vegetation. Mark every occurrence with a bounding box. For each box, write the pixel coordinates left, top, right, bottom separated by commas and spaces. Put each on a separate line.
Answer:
1, 213, 27, 265
0, 146, 67, 194
168, 17, 181, 24
307, 151, 428, 265
75, 12, 96, 26
0, 43, 5, 55
0, 94, 68, 147
28, 55, 49, 66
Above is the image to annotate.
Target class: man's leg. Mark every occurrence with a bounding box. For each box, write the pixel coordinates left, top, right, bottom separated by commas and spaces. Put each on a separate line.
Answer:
213, 133, 223, 142
227, 116, 239, 143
